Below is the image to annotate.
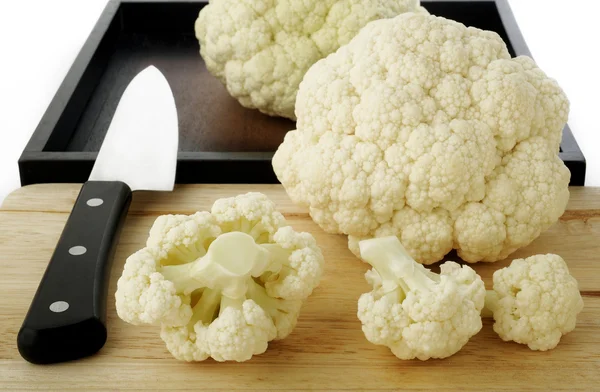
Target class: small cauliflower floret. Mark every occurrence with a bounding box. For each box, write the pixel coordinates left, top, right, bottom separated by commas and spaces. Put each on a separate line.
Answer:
262, 227, 324, 299
115, 247, 194, 327
194, 0, 425, 119
115, 192, 324, 362
273, 12, 571, 265
161, 287, 281, 363
482, 254, 584, 351
115, 211, 222, 326
356, 236, 485, 360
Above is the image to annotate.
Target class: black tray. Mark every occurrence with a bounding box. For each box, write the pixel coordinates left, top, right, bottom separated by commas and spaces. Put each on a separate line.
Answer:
18, 0, 586, 186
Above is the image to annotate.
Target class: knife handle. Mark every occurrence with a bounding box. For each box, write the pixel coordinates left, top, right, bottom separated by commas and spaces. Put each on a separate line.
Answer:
17, 181, 132, 364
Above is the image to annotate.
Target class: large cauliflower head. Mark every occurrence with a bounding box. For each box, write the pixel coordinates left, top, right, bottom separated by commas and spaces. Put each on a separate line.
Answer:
273, 12, 571, 264
194, 0, 425, 119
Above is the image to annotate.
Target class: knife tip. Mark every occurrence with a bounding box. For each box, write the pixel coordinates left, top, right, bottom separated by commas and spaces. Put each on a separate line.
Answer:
142, 64, 161, 76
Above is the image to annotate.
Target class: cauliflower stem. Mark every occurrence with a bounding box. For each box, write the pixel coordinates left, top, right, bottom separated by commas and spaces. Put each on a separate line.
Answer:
360, 236, 442, 302
187, 280, 292, 333
159, 231, 274, 299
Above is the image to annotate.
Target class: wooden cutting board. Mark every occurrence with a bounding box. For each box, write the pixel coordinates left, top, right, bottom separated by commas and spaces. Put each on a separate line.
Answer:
1, 184, 599, 391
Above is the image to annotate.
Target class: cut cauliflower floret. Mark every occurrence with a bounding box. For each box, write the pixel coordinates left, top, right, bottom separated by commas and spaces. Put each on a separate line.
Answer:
194, 0, 425, 119
145, 211, 221, 260
356, 236, 485, 360
202, 298, 277, 362
211, 191, 287, 240
115, 192, 324, 362
482, 254, 584, 351
357, 291, 407, 347
115, 247, 194, 327
161, 292, 278, 363
273, 12, 571, 264
262, 227, 324, 299
160, 323, 211, 362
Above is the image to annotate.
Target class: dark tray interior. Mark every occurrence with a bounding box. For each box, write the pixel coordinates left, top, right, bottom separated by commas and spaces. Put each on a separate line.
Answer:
60, 34, 294, 153
19, 0, 586, 185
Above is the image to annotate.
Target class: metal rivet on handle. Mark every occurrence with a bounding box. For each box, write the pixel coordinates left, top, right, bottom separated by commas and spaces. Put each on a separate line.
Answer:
49, 301, 69, 313
69, 246, 87, 256
86, 198, 104, 207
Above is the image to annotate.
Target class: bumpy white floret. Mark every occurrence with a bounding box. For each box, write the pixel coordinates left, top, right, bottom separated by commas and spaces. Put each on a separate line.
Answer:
195, 0, 425, 119
273, 12, 571, 264
115, 192, 324, 362
115, 247, 193, 327
483, 254, 584, 351
161, 296, 277, 363
356, 236, 485, 360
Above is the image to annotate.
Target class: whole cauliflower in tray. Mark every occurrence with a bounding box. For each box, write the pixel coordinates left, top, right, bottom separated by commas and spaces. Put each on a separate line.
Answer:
273, 12, 571, 264
115, 192, 324, 362
194, 0, 425, 119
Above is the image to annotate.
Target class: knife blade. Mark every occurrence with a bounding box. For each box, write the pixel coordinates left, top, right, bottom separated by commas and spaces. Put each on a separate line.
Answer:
17, 65, 179, 364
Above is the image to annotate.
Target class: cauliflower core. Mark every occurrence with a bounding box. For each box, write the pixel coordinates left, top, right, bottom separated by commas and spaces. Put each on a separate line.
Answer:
357, 236, 485, 360
194, 0, 424, 119
483, 254, 584, 351
272, 12, 571, 264
115, 192, 324, 362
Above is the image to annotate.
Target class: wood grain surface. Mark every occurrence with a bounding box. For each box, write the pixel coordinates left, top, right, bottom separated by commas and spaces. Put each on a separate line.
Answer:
1, 184, 599, 391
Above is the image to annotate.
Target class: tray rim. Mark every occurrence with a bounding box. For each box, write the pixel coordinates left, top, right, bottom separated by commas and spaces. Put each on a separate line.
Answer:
18, 0, 586, 186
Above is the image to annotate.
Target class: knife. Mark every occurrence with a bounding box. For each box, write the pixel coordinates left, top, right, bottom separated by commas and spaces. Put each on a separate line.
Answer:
17, 65, 179, 364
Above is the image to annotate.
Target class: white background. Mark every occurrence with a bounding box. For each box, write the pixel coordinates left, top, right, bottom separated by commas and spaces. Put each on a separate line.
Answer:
0, 0, 598, 204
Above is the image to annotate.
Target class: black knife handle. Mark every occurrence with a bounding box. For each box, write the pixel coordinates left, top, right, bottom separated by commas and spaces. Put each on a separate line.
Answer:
17, 181, 132, 364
